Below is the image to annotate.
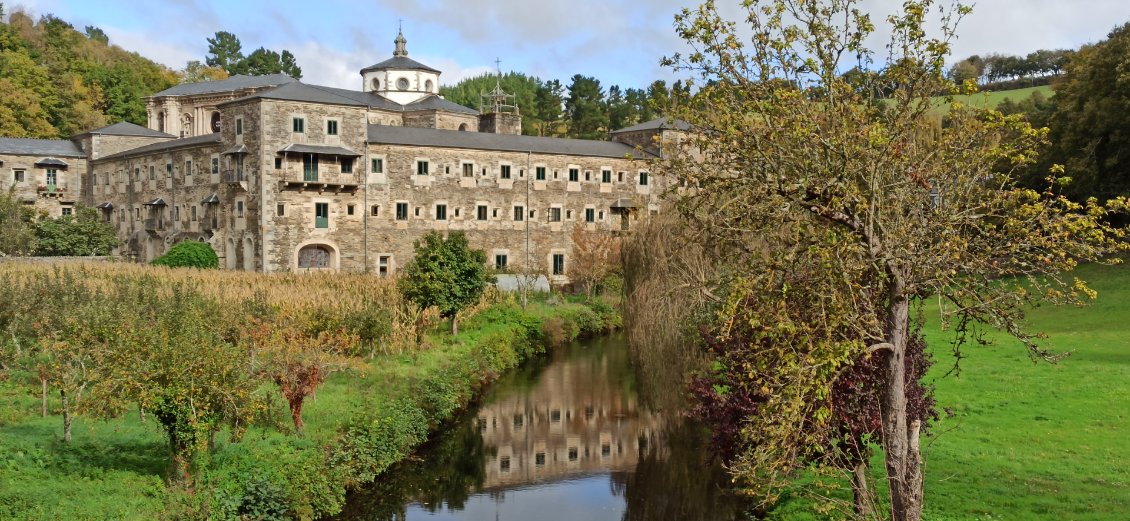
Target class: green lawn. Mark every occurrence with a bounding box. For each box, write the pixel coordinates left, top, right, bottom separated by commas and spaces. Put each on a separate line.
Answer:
921, 261, 1130, 520
930, 85, 1054, 115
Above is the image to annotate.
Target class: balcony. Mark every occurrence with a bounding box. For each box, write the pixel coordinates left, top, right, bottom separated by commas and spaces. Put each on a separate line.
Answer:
277, 169, 360, 194
144, 217, 164, 230
222, 170, 247, 184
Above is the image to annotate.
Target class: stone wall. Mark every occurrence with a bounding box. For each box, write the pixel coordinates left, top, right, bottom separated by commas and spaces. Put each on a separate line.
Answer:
0, 152, 87, 218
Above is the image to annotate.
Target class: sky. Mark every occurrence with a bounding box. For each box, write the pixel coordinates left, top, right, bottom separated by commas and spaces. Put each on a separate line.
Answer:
5, 0, 1128, 91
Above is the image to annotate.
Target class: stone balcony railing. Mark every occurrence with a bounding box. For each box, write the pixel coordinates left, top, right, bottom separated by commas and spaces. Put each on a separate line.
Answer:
277, 169, 361, 193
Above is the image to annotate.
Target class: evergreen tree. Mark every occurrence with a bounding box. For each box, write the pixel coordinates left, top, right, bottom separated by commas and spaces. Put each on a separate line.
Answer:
565, 74, 608, 139
205, 31, 244, 73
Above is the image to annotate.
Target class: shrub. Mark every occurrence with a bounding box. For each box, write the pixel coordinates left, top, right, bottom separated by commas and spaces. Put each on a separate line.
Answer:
152, 241, 219, 269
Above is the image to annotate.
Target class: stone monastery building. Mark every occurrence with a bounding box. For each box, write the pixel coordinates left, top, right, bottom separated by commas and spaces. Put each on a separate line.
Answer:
0, 31, 685, 277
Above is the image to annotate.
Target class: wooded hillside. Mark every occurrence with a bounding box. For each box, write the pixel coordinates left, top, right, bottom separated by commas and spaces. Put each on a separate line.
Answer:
0, 6, 178, 139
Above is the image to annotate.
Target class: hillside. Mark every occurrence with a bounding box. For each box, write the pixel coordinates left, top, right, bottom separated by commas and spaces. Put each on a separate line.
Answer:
0, 9, 178, 139
930, 85, 1054, 115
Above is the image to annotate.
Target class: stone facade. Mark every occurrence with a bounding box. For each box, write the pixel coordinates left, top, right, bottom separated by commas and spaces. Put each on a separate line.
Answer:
0, 147, 87, 218
4, 32, 683, 281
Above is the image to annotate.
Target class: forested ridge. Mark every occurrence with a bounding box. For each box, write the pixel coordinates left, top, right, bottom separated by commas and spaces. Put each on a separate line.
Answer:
0, 5, 178, 138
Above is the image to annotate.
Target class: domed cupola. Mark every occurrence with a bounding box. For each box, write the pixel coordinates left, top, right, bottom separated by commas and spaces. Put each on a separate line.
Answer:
360, 28, 441, 105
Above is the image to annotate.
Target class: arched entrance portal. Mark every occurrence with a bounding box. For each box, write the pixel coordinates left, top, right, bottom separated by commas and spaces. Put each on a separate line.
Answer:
225, 238, 237, 270
243, 237, 255, 271
296, 243, 335, 270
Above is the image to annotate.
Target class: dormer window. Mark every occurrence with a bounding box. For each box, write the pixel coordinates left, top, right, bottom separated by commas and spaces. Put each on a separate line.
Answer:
396, 77, 409, 90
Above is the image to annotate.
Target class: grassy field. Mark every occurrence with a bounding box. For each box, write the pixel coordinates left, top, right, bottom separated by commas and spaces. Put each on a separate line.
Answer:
930, 85, 1053, 115
920, 260, 1130, 520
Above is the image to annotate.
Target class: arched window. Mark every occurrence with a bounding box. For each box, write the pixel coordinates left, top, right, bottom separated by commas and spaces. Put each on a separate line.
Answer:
425, 79, 434, 92
210, 112, 221, 133
157, 112, 165, 133
297, 244, 332, 268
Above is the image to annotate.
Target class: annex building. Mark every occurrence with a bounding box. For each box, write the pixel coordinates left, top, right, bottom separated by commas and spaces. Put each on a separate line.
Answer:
0, 31, 685, 278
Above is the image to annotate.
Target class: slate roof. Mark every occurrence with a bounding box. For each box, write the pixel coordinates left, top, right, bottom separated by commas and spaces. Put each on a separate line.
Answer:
366, 125, 655, 159
77, 121, 174, 138
279, 144, 361, 156
0, 137, 86, 158
360, 56, 440, 74
404, 95, 478, 115
151, 74, 297, 97
610, 117, 693, 134
220, 81, 370, 107
98, 133, 222, 161
35, 158, 70, 167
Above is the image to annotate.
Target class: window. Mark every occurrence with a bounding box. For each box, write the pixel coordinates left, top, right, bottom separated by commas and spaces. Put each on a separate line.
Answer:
378, 255, 391, 277
371, 158, 384, 173
566, 210, 573, 220
185, 160, 192, 176
454, 208, 461, 217
46, 169, 57, 186
602, 169, 611, 183
417, 160, 429, 176
568, 168, 579, 182
211, 158, 219, 175
326, 120, 338, 136
492, 208, 498, 218
61, 207, 72, 217
13, 169, 25, 183
585, 170, 591, 181
192, 206, 198, 221
535, 166, 546, 181
314, 202, 329, 228
134, 167, 140, 181
548, 207, 561, 222
599, 210, 605, 220
236, 200, 245, 218
500, 165, 511, 179
552, 254, 565, 275
415, 207, 420, 217
585, 208, 595, 222
166, 163, 173, 178
103, 173, 109, 185
149, 166, 155, 180
292, 117, 305, 133
347, 204, 355, 216
370, 205, 380, 216
274, 157, 282, 169
477, 205, 488, 221
173, 206, 180, 221
618, 171, 624, 183
514, 206, 524, 221
303, 154, 319, 181
341, 158, 353, 173
235, 118, 243, 135
395, 202, 408, 220
462, 163, 474, 177
435, 204, 447, 221
495, 254, 508, 270
639, 171, 650, 186
277, 204, 285, 217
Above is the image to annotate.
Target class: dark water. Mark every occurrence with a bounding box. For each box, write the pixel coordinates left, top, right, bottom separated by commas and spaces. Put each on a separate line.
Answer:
337, 335, 744, 521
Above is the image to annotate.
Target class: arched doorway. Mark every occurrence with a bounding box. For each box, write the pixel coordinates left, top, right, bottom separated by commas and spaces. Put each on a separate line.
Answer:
243, 237, 255, 271
296, 243, 335, 270
145, 236, 157, 262
458, 123, 468, 131
225, 238, 237, 269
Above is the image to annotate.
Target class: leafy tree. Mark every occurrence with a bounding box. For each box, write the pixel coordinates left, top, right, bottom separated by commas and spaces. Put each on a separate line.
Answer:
33, 206, 117, 256
244, 307, 360, 436
0, 188, 37, 255
151, 240, 219, 269
660, 1, 1128, 520
1039, 22, 1130, 201
565, 74, 608, 139
179, 60, 229, 84
568, 227, 621, 297
83, 25, 108, 44
399, 231, 490, 335
205, 30, 244, 73
241, 47, 303, 79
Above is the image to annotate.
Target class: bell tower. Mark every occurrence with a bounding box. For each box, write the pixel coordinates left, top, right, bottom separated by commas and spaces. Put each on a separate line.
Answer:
360, 27, 442, 105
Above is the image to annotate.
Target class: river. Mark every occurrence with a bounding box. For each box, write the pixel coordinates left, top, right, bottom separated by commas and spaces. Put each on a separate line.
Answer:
336, 334, 744, 521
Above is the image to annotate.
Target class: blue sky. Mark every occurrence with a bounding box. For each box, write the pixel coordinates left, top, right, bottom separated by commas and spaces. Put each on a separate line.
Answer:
6, 0, 1129, 91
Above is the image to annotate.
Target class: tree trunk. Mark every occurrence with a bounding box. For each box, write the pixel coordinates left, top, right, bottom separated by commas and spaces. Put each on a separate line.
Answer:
41, 378, 48, 418
880, 279, 924, 521
852, 460, 875, 519
61, 389, 72, 443
289, 395, 305, 437
451, 315, 459, 336
139, 405, 146, 423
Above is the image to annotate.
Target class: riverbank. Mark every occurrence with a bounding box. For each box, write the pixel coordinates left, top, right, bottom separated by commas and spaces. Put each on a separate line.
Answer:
0, 263, 620, 520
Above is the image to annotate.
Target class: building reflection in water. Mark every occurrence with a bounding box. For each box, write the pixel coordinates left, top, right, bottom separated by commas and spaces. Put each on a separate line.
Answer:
475, 343, 666, 490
